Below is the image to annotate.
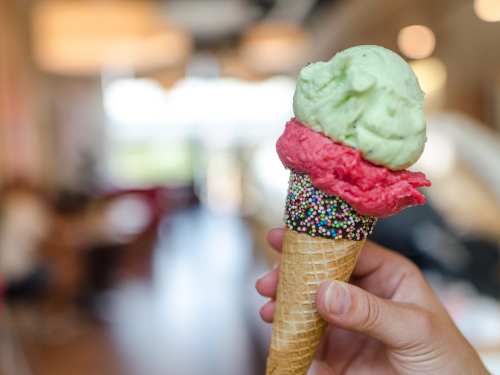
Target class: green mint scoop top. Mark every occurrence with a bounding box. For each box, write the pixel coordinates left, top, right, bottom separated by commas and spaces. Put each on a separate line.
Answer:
293, 45, 426, 170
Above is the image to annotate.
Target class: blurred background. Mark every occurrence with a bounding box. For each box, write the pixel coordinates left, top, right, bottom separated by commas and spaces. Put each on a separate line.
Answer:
1, 0, 500, 374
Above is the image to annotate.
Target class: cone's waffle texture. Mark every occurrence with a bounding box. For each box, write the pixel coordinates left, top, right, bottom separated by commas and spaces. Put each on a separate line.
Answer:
266, 229, 365, 375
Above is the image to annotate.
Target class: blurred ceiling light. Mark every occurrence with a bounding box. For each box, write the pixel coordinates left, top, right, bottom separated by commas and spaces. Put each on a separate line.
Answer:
410, 57, 447, 94
240, 22, 309, 74
474, 0, 500, 22
397, 25, 436, 59
32, 0, 192, 75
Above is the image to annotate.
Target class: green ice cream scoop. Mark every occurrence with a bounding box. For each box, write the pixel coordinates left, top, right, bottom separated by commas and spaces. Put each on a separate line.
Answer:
293, 45, 426, 170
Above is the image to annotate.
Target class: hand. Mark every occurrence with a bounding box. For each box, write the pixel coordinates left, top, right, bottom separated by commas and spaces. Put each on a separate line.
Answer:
256, 228, 489, 375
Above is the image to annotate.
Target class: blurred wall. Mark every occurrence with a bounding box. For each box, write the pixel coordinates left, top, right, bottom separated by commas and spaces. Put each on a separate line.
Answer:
0, 2, 48, 186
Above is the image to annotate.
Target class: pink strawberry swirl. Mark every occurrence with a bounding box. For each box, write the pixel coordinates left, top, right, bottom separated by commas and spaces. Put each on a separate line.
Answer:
276, 118, 431, 217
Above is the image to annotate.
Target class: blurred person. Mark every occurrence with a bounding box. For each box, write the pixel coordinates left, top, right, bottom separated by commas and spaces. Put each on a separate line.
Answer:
256, 228, 489, 375
0, 182, 50, 298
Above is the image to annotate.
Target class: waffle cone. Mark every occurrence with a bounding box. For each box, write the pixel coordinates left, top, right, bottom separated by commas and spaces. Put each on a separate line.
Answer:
266, 229, 365, 375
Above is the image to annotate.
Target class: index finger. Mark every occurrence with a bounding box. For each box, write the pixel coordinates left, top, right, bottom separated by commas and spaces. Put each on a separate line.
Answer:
266, 228, 284, 253
353, 241, 416, 277
352, 241, 421, 299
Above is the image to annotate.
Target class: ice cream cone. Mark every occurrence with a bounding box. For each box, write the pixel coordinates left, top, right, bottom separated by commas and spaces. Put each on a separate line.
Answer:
266, 45, 430, 375
266, 229, 364, 375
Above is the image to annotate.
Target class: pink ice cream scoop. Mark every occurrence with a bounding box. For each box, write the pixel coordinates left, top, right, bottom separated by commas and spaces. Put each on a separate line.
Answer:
276, 118, 431, 217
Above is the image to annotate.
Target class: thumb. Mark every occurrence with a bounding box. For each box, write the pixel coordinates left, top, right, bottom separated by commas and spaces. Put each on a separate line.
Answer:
317, 280, 434, 349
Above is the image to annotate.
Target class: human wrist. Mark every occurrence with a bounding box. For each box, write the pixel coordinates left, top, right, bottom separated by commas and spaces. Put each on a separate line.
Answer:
446, 336, 490, 375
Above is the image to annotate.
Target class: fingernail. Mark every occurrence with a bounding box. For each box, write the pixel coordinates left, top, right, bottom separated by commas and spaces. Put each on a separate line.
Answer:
324, 281, 351, 315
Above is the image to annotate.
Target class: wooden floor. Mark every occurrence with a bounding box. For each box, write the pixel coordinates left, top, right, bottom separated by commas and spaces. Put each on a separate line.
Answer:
4, 207, 271, 375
